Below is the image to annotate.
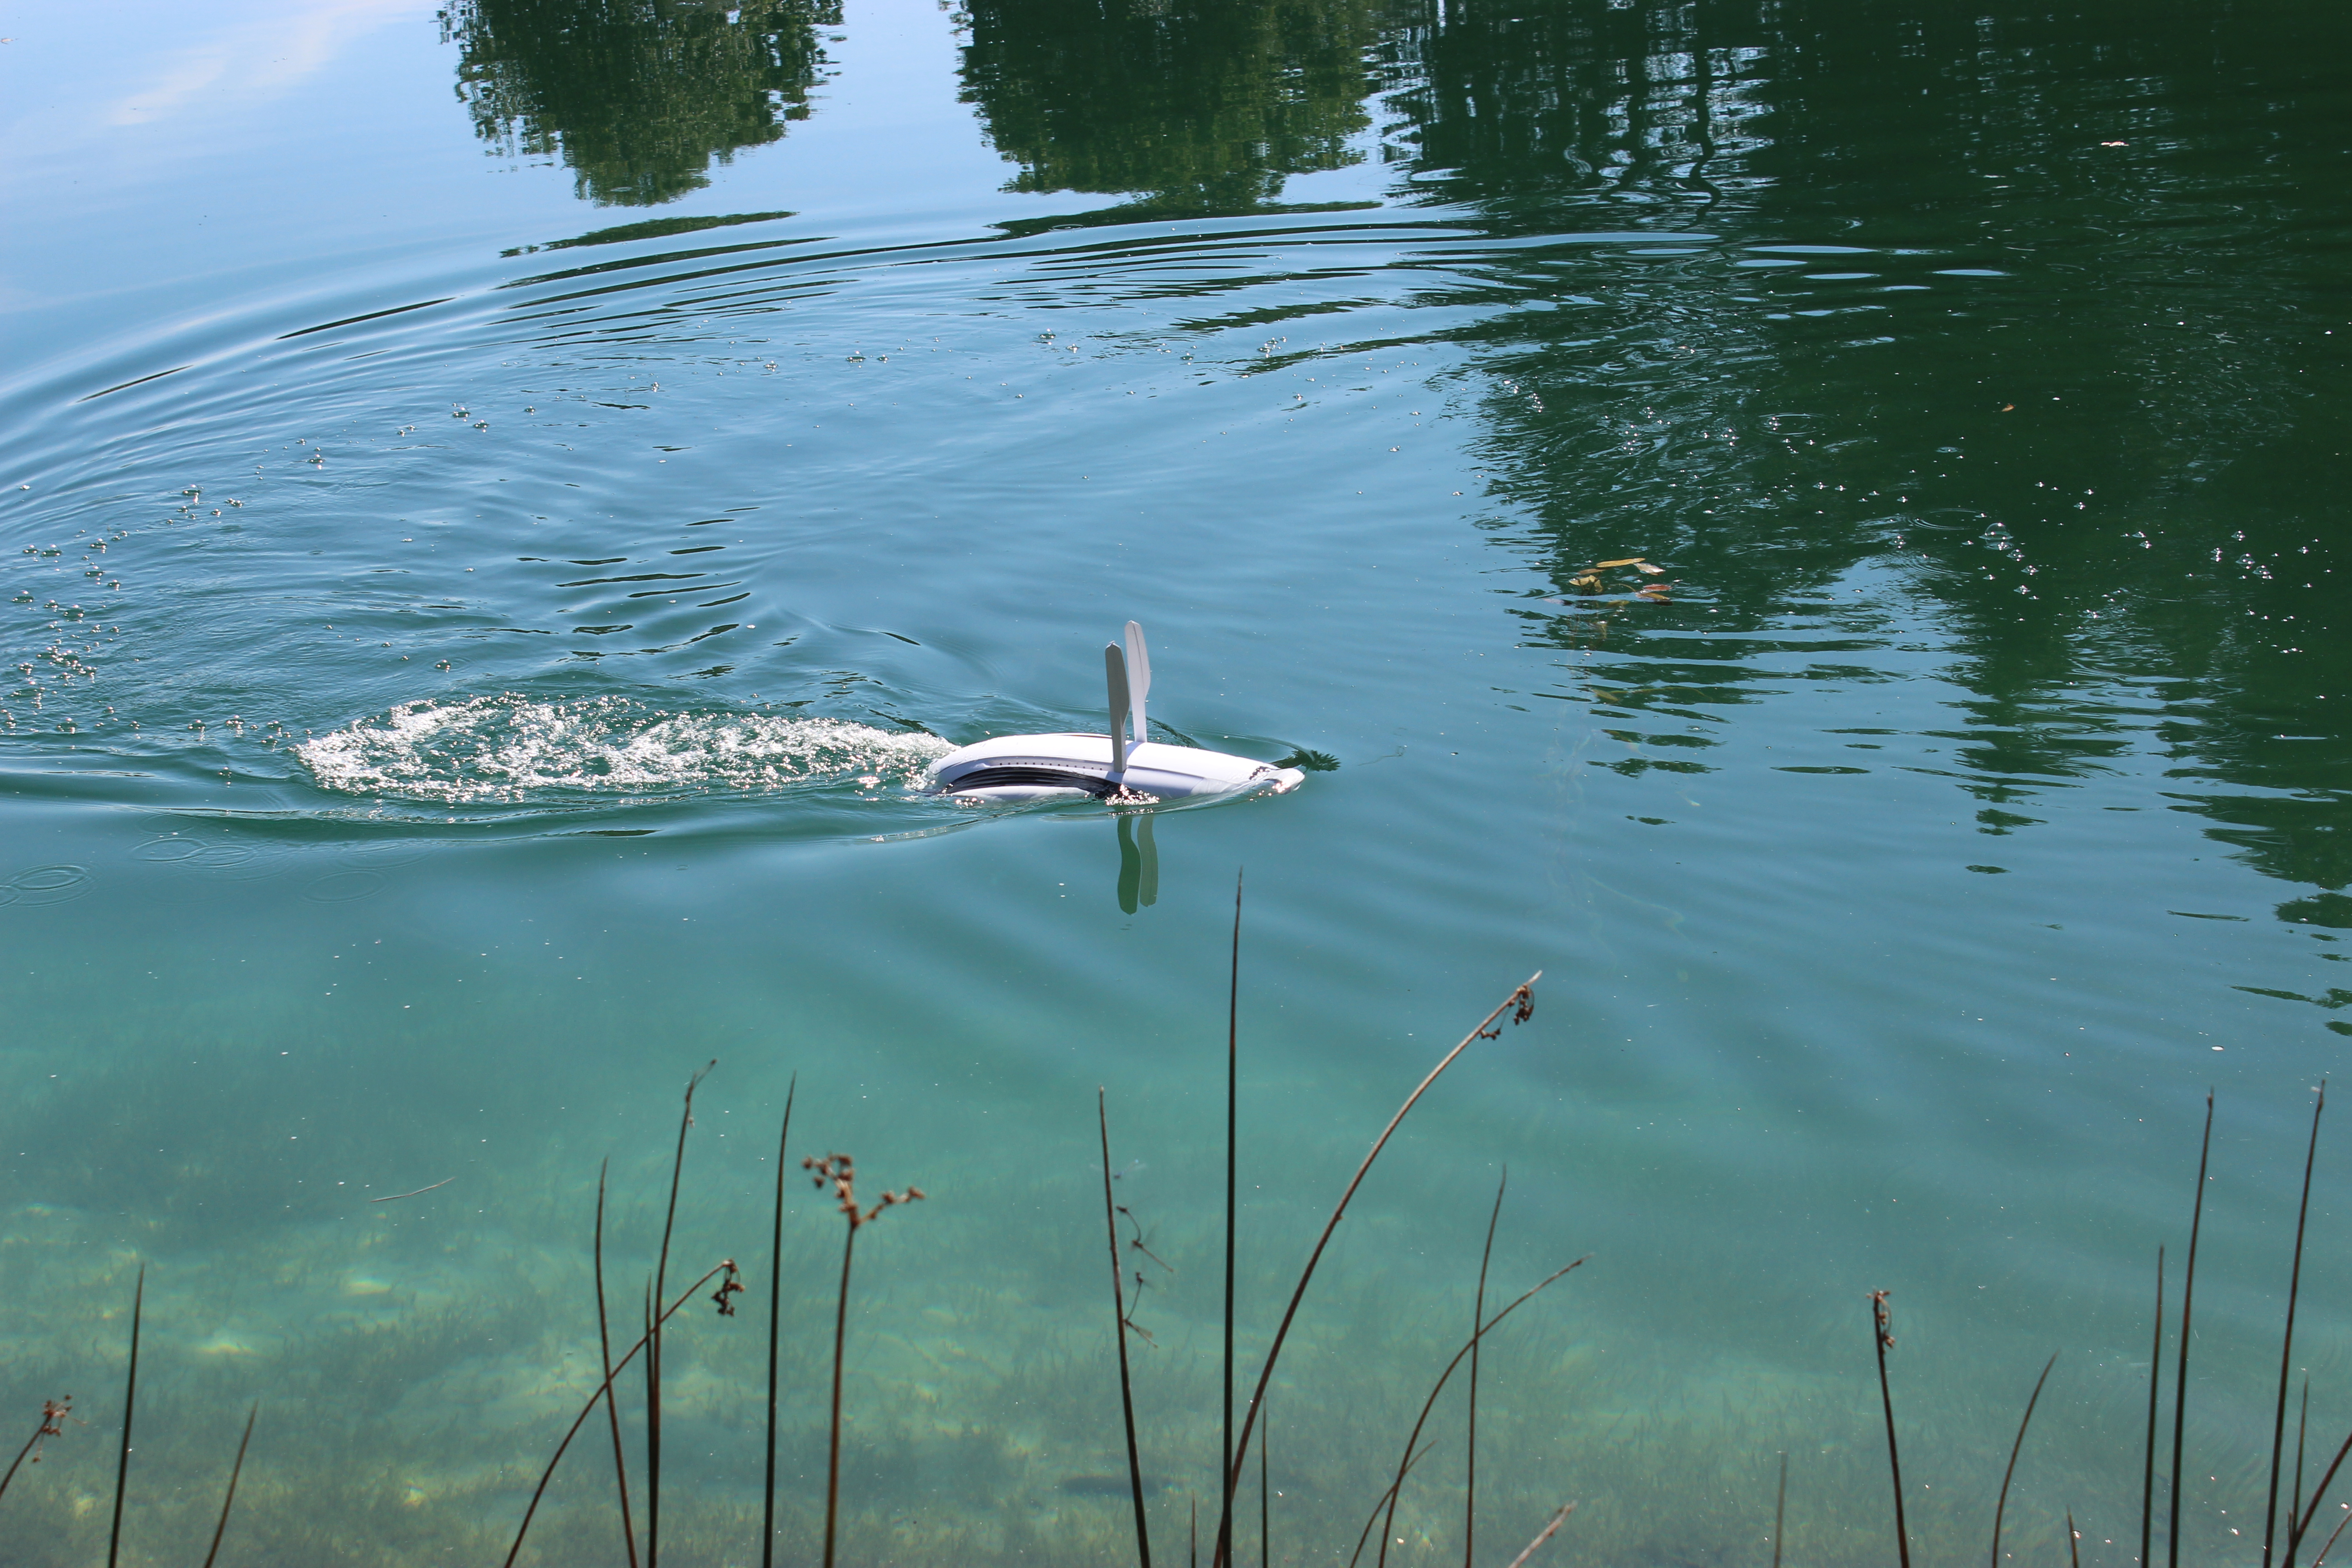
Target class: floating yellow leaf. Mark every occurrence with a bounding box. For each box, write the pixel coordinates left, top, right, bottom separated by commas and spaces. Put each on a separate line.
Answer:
1591, 557, 1647, 569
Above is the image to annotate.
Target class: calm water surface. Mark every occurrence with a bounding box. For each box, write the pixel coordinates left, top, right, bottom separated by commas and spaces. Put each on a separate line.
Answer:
3, 1, 2350, 1563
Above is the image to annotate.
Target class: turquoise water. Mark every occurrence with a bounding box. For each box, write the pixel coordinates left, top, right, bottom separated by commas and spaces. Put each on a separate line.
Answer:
3, 1, 2351, 1563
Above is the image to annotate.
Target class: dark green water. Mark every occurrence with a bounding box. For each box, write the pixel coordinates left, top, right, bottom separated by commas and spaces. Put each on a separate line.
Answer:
3, 1, 2350, 1563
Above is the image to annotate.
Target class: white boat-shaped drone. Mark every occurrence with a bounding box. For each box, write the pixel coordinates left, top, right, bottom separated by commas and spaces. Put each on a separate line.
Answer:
925, 623, 1306, 802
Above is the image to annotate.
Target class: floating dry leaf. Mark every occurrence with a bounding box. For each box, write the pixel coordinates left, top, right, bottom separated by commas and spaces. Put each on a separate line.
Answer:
1591, 557, 1647, 569
1632, 562, 1666, 575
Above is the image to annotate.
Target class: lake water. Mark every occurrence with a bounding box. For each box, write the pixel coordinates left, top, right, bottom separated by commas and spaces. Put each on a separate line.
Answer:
4, 1, 2350, 1564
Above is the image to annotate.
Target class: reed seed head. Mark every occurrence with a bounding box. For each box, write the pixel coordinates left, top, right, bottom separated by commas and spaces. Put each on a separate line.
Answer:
710, 1261, 744, 1317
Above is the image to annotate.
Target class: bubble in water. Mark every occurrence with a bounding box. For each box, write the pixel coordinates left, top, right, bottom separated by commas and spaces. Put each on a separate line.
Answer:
294, 694, 950, 804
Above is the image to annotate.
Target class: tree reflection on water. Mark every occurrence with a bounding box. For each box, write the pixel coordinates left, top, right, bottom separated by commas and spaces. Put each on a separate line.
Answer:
956, 0, 1385, 215
440, 0, 842, 206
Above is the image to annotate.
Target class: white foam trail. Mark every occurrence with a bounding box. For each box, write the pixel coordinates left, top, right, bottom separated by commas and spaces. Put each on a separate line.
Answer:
296, 694, 950, 804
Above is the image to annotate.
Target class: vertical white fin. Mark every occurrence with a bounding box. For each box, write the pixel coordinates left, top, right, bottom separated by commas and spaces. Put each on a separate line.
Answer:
1123, 621, 1151, 749
1104, 643, 1129, 777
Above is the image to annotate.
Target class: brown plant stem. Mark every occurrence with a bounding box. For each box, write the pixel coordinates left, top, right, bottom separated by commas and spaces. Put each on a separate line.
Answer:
2067, 1509, 2081, 1568
2143, 1246, 2166, 1568
2291, 1421, 2352, 1566
0, 1398, 70, 1506
2300, 1384, 2314, 1556
107, 1264, 143, 1568
503, 1259, 739, 1568
1358, 1257, 1588, 1568
1372, 1174, 1518, 1568
199, 1401, 258, 1568
2269, 1083, 2327, 1568
1500, 1503, 1577, 1568
649, 1059, 715, 1568
763, 1076, 796, 1568
1347, 1442, 1442, 1568
1221, 868, 1241, 1568
806, 1153, 923, 1568
1259, 1402, 1268, 1568
595, 1161, 639, 1568
1773, 1453, 1787, 1568
641, 1284, 655, 1562
1465, 1170, 1505, 1568
1100, 1089, 1153, 1568
2312, 1506, 2352, 1568
2171, 1091, 2215, 1568
825, 1217, 857, 1568
1869, 1290, 1910, 1568
1989, 1354, 2058, 1568
1213, 973, 1541, 1568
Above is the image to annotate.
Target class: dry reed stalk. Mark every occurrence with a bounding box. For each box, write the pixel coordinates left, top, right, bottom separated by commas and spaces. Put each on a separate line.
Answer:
1212, 973, 1540, 1568
1259, 1402, 1269, 1568
2269, 1083, 2327, 1568
1989, 1353, 2057, 1568
199, 1401, 258, 1568
807, 1152, 924, 1568
1099, 1090, 1153, 1568
1221, 870, 1241, 1568
503, 1259, 741, 1568
1773, 1453, 1787, 1568
2295, 1383, 2312, 1555
106, 1264, 143, 1568
1465, 1171, 1505, 1568
1357, 1257, 1588, 1568
2313, 1506, 2352, 1567
649, 1060, 715, 1568
2067, 1509, 2081, 1568
1347, 1442, 1442, 1568
2143, 1247, 2166, 1568
594, 1161, 639, 1568
2171, 1091, 2215, 1568
1370, 1174, 1519, 1568
2290, 1421, 2352, 1566
1869, 1290, 1910, 1568
641, 1284, 655, 1564
0, 1397, 71, 1506
762, 1076, 797, 1568
1500, 1502, 1576, 1568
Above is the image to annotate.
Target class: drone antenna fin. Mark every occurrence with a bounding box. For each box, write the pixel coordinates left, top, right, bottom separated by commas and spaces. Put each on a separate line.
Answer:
1124, 621, 1151, 748
1105, 643, 1130, 778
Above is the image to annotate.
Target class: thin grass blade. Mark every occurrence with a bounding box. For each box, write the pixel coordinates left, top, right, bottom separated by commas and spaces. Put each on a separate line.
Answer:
1870, 1290, 1910, 1568
762, 1076, 795, 1568
1214, 973, 1540, 1567
595, 1161, 639, 1568
1101, 1089, 1153, 1568
2171, 1092, 2215, 1568
199, 1402, 259, 1568
2268, 1083, 2326, 1568
107, 1264, 143, 1568
1989, 1353, 2058, 1568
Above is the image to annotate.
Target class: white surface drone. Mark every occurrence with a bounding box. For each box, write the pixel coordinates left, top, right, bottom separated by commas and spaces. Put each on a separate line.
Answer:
923, 622, 1306, 803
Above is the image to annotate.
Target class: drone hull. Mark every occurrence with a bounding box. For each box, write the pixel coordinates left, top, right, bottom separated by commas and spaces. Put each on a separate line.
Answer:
925, 733, 1304, 802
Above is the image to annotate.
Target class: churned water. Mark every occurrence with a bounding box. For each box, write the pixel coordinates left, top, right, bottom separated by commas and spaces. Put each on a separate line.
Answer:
3, 0, 2351, 1563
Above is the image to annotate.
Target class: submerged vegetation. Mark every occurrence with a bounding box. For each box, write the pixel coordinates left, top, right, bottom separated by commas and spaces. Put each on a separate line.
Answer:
7, 897, 2352, 1568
